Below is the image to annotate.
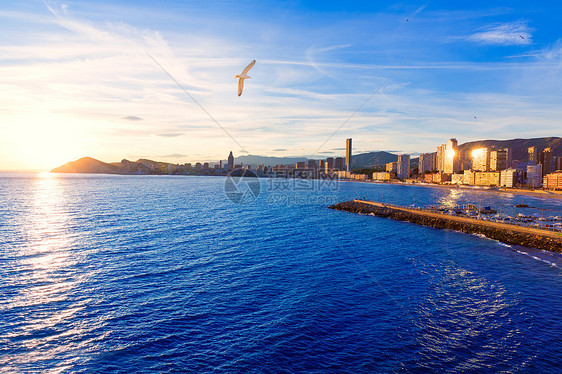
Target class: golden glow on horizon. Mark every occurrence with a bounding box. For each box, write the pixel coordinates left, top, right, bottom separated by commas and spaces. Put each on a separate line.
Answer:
4, 112, 90, 171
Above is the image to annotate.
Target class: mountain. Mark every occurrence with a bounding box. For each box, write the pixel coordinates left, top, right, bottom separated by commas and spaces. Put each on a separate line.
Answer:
234, 154, 308, 167
51, 157, 120, 174
351, 151, 398, 168
457, 137, 562, 160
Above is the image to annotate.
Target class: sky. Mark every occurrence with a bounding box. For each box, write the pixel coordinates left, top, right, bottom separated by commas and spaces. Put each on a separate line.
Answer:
1, 0, 561, 170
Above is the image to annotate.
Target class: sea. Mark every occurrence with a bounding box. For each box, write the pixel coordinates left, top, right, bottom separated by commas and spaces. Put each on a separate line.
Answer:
1, 172, 562, 373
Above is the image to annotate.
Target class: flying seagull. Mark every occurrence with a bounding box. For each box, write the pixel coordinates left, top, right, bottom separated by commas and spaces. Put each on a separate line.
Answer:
235, 59, 256, 96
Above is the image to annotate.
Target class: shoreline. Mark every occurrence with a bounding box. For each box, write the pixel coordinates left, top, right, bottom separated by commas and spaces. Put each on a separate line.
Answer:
342, 179, 562, 200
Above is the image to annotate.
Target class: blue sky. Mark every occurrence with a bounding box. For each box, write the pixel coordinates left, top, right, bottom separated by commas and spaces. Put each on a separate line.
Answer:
1, 0, 561, 169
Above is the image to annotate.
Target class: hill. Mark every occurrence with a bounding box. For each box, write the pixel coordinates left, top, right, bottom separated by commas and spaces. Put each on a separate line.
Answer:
458, 137, 561, 160
51, 157, 120, 174
350, 151, 398, 168
234, 155, 308, 167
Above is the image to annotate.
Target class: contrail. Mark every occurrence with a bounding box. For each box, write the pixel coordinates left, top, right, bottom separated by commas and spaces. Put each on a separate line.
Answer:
144, 50, 247, 153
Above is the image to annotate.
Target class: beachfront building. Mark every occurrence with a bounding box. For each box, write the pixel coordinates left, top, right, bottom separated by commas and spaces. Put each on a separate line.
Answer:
397, 155, 411, 179
463, 170, 475, 185
308, 160, 317, 169
444, 138, 460, 174
474, 172, 501, 187
544, 171, 562, 190
418, 152, 435, 174
336, 171, 352, 179
372, 172, 393, 181
436, 144, 445, 172
472, 148, 490, 171
432, 172, 450, 184
386, 162, 397, 173
490, 148, 511, 171
526, 164, 543, 187
451, 173, 464, 185
351, 173, 367, 180
500, 169, 521, 188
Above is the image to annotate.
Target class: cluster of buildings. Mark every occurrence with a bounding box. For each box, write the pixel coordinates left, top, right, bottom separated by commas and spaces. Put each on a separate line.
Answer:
389, 139, 561, 190
179, 137, 561, 191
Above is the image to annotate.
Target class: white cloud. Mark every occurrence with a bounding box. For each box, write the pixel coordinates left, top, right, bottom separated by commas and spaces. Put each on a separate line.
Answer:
468, 21, 532, 46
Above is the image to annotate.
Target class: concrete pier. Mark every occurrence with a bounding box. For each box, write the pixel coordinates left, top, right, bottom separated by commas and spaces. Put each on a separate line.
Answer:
329, 200, 562, 252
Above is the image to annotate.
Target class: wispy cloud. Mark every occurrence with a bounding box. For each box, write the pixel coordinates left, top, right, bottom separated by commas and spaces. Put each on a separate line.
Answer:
157, 133, 183, 137
123, 115, 143, 121
468, 21, 532, 46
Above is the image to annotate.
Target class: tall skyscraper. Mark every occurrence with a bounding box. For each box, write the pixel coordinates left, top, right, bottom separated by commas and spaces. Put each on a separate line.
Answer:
334, 157, 345, 170
490, 148, 510, 171
528, 146, 538, 165
228, 151, 234, 171
444, 138, 459, 174
541, 147, 553, 176
472, 148, 490, 171
418, 153, 436, 174
325, 157, 335, 173
436, 144, 446, 172
345, 138, 352, 172
397, 154, 410, 179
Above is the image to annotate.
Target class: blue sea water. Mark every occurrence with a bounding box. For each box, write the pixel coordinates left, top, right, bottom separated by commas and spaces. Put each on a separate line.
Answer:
1, 172, 562, 373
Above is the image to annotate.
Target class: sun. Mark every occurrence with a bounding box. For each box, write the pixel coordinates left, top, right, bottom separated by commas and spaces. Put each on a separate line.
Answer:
5, 112, 91, 171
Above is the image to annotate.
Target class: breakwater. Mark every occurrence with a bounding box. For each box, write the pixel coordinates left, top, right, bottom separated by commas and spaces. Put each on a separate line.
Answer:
329, 200, 562, 252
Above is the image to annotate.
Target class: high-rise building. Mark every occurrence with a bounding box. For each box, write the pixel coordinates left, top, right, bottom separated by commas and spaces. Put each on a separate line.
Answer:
228, 151, 234, 171
544, 171, 562, 190
526, 164, 543, 187
528, 146, 538, 165
307, 160, 317, 169
397, 154, 410, 179
472, 148, 490, 171
500, 169, 520, 188
334, 157, 345, 171
541, 147, 553, 176
418, 153, 434, 174
386, 162, 397, 173
325, 157, 335, 173
490, 148, 510, 171
444, 138, 460, 174
436, 144, 446, 172
345, 138, 352, 172
555, 156, 562, 172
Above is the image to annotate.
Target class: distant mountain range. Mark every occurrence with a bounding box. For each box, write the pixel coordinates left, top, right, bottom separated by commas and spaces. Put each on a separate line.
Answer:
234, 155, 308, 167
456, 137, 561, 160
52, 137, 561, 174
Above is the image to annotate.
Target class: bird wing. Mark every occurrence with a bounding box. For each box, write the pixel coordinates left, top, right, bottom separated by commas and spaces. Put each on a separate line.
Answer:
241, 59, 256, 75
237, 78, 245, 96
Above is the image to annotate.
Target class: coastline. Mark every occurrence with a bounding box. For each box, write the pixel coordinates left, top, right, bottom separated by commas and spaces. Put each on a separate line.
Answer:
341, 179, 562, 200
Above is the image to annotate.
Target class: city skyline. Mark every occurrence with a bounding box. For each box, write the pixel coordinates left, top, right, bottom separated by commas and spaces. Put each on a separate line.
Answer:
2, 0, 562, 170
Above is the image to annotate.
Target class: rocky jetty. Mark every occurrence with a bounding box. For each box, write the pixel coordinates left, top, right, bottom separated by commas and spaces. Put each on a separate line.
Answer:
329, 200, 562, 253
